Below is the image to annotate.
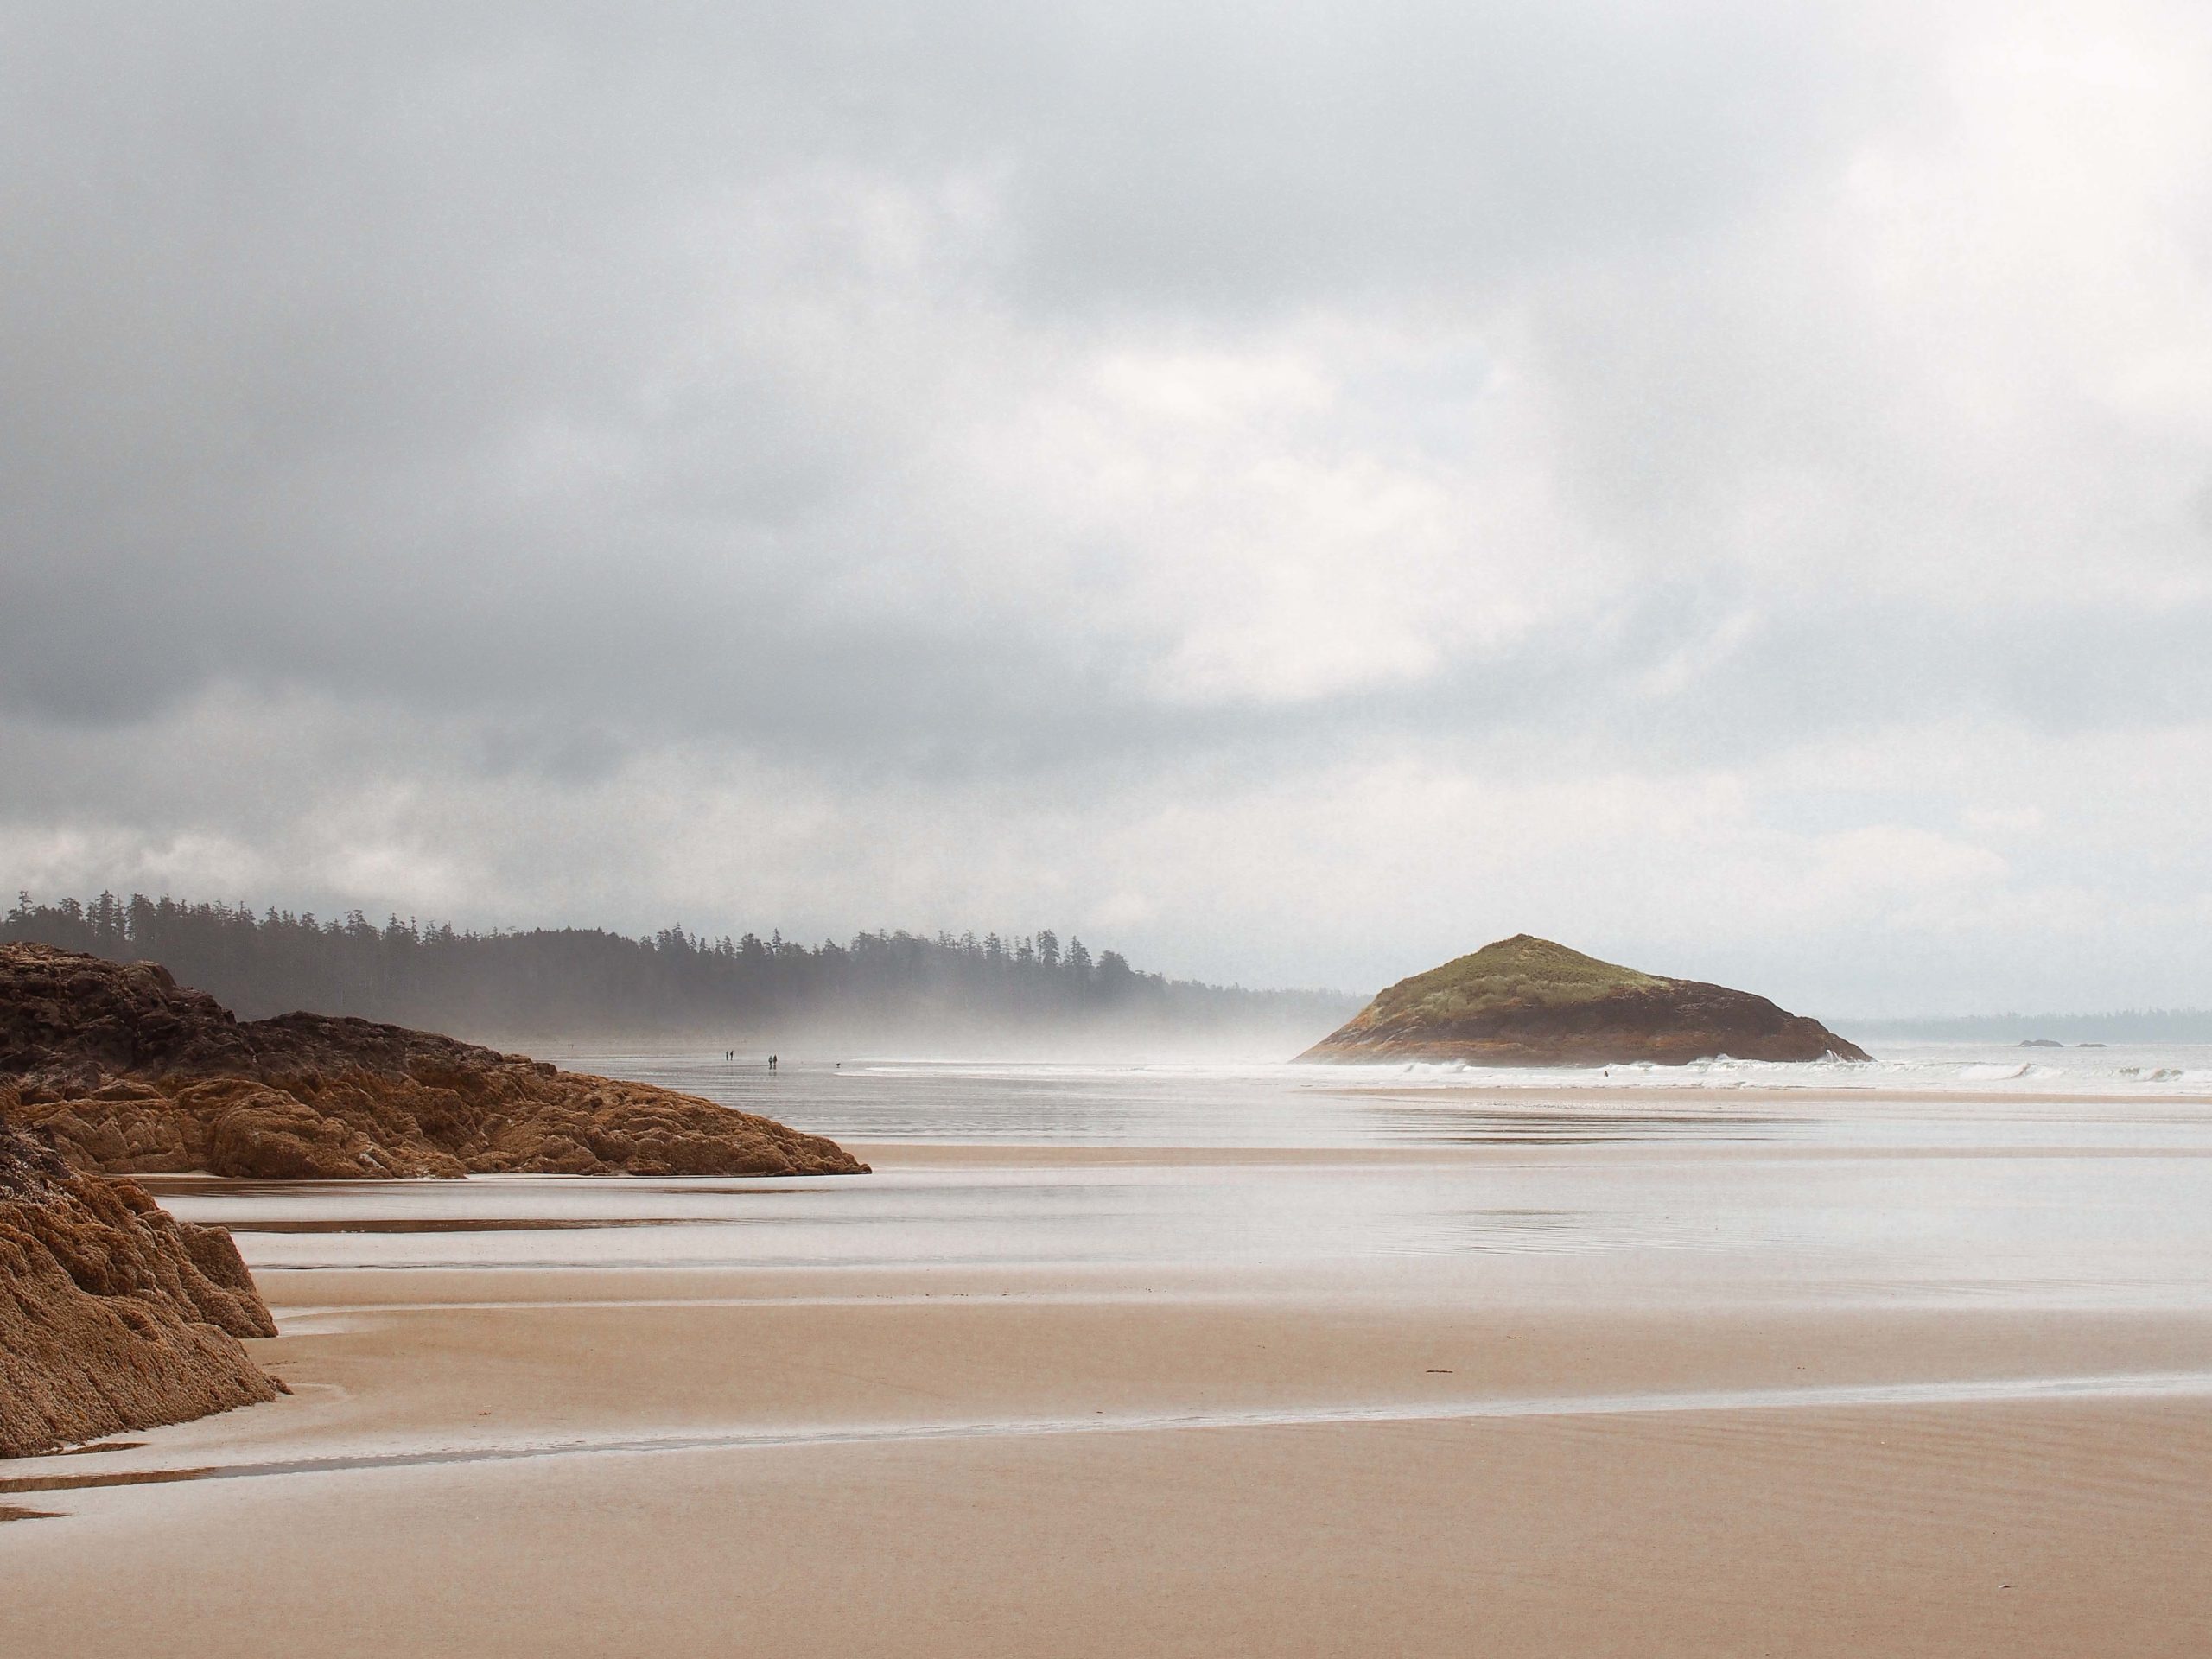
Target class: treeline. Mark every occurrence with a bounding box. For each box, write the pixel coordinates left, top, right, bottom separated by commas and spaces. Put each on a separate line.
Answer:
3, 890, 1356, 1046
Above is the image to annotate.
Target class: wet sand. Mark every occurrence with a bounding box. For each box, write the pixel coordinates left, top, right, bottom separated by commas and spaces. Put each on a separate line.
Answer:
7, 1135, 2212, 1655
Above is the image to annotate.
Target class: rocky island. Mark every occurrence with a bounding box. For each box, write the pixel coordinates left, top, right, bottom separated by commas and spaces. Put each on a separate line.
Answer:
1299, 934, 1868, 1065
0, 942, 867, 1178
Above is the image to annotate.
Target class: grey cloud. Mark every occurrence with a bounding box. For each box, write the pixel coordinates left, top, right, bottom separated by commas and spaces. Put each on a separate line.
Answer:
0, 1, 1913, 716
1, 1, 2208, 1007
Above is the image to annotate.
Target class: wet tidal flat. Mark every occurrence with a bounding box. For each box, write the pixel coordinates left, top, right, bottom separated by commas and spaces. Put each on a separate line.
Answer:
7, 1062, 2212, 1656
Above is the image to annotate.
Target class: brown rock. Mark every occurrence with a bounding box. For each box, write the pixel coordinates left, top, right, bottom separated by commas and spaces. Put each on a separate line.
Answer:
0, 1116, 277, 1458
0, 943, 867, 1179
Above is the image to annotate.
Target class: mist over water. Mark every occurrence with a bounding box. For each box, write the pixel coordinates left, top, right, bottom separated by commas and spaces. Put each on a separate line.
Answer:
551, 1045, 2212, 1147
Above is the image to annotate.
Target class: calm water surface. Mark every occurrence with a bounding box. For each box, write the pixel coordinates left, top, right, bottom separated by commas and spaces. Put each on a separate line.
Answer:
558, 1045, 2212, 1147
152, 1052, 2212, 1312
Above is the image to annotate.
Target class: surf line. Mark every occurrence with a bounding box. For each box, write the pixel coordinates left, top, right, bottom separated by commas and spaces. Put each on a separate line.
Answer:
10, 1367, 2212, 1498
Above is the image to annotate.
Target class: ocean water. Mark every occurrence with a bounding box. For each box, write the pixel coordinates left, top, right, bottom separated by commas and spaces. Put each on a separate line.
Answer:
550, 1043, 2212, 1148
151, 1047, 2212, 1312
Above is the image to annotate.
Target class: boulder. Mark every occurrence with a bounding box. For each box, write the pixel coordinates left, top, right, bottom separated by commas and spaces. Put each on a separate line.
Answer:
0, 1116, 278, 1458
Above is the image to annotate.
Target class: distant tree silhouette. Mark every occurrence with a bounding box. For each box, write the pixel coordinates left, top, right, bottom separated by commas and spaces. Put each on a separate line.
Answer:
1, 889, 1356, 1042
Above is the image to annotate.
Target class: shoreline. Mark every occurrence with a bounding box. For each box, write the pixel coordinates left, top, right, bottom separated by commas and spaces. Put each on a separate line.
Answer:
8, 1137, 2212, 1655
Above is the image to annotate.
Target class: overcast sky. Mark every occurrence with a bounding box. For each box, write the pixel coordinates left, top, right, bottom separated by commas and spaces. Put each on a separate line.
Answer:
4, 1, 2210, 1015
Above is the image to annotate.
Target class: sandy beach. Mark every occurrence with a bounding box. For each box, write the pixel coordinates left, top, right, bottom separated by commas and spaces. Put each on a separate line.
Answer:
8, 1114, 2212, 1656
16, 1, 2212, 1643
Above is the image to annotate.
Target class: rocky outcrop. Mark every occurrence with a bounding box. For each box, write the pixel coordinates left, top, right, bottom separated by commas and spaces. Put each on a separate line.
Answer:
1299, 935, 1868, 1066
0, 1115, 278, 1457
0, 944, 867, 1179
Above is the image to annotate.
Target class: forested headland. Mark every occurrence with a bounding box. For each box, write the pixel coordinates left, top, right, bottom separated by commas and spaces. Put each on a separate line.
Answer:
3, 891, 1358, 1053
